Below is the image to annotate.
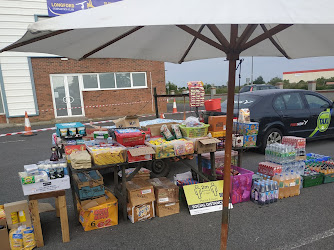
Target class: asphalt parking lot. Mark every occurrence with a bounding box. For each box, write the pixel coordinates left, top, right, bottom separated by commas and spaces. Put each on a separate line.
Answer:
1, 110, 334, 249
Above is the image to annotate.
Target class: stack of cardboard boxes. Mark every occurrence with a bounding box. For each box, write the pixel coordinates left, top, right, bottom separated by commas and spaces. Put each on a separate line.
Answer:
126, 178, 180, 223
74, 170, 119, 231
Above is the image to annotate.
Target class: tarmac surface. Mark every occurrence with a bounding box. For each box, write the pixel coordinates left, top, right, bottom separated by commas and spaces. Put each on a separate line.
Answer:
1, 105, 334, 249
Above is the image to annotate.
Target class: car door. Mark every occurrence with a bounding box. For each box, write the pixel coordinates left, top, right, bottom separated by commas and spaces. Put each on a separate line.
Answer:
276, 92, 312, 137
303, 93, 334, 138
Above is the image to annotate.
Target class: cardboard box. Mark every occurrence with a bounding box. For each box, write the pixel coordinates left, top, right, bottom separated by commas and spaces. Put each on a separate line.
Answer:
192, 137, 220, 154
0, 219, 10, 250
127, 146, 155, 163
22, 175, 71, 196
126, 179, 155, 206
142, 122, 179, 137
208, 116, 226, 132
64, 144, 87, 163
232, 134, 244, 148
127, 201, 155, 223
78, 190, 118, 231
113, 115, 140, 128
147, 177, 179, 204
85, 128, 108, 140
4, 201, 32, 229
155, 202, 180, 217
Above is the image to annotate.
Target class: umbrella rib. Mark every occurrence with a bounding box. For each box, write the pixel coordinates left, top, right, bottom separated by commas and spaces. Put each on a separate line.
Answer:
177, 25, 227, 53
178, 24, 205, 64
79, 26, 144, 60
260, 24, 291, 59
241, 24, 293, 51
0, 29, 72, 53
206, 24, 230, 50
235, 24, 258, 50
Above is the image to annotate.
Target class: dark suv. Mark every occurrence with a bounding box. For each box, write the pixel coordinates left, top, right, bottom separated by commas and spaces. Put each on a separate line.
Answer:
204, 89, 334, 152
239, 84, 278, 93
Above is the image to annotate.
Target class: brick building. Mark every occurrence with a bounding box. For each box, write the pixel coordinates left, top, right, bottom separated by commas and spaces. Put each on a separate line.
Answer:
283, 68, 334, 83
0, 0, 166, 124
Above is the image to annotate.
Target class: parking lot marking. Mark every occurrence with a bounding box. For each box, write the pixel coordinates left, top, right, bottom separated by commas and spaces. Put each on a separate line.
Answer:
277, 228, 334, 249
0, 139, 26, 144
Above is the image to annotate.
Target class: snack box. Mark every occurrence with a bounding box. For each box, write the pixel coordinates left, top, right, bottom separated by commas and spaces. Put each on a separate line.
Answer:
127, 145, 155, 163
208, 116, 226, 132
64, 144, 87, 163
56, 122, 85, 137
145, 138, 193, 159
147, 177, 179, 204
87, 142, 127, 166
4, 201, 32, 229
127, 201, 155, 223
114, 129, 146, 147
186, 137, 220, 154
243, 135, 257, 147
77, 190, 118, 231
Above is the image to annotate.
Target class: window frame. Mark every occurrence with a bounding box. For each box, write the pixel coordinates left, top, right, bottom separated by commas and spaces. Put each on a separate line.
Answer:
81, 72, 148, 91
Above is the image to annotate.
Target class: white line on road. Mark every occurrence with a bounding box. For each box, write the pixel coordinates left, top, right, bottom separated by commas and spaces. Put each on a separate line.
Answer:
277, 228, 334, 249
0, 140, 26, 144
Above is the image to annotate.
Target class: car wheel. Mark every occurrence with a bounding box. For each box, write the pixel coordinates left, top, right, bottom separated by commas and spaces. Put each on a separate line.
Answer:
260, 128, 283, 153
149, 159, 171, 178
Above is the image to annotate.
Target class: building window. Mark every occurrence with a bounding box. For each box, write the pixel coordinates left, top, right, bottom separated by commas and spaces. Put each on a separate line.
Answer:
0, 88, 4, 114
83, 74, 98, 89
82, 72, 147, 90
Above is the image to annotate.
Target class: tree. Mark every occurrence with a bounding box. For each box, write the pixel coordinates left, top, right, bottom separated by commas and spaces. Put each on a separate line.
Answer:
166, 81, 178, 93
267, 77, 282, 86
253, 76, 265, 85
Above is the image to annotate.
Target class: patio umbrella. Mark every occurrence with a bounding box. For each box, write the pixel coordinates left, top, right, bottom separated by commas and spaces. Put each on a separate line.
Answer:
2, 0, 334, 248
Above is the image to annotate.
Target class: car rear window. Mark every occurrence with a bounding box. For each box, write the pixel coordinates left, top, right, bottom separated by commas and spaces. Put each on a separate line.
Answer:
221, 94, 260, 109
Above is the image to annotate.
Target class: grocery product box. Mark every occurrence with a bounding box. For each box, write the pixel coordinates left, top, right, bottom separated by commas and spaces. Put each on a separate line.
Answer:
87, 142, 127, 166
189, 137, 220, 154
147, 177, 179, 204
64, 144, 87, 163
258, 162, 282, 176
243, 135, 257, 147
211, 130, 226, 138
73, 171, 105, 200
0, 219, 10, 250
21, 175, 70, 196
85, 128, 108, 140
239, 122, 259, 135
208, 116, 226, 132
114, 129, 146, 147
113, 115, 140, 128
78, 190, 118, 231
4, 201, 32, 229
126, 179, 155, 206
142, 122, 179, 137
155, 202, 179, 217
127, 146, 155, 163
198, 150, 238, 169
127, 201, 155, 223
56, 122, 85, 137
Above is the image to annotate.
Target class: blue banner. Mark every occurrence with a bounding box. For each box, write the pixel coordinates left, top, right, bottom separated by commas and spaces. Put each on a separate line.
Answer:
47, 0, 122, 17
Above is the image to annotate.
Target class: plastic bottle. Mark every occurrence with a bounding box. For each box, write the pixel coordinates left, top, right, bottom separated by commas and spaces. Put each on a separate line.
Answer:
265, 181, 270, 204
290, 170, 296, 196
284, 173, 290, 198
269, 180, 275, 203
259, 183, 266, 205
277, 174, 284, 199
273, 181, 279, 202
295, 173, 301, 195
254, 181, 260, 204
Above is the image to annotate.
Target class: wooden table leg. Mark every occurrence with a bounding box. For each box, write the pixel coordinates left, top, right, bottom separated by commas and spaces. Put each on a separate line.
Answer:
121, 165, 127, 221
58, 195, 70, 243
197, 154, 203, 182
55, 197, 60, 217
29, 200, 44, 247
210, 151, 217, 181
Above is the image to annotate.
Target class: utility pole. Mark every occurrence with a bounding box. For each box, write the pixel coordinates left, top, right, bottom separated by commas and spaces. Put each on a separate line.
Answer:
251, 56, 254, 84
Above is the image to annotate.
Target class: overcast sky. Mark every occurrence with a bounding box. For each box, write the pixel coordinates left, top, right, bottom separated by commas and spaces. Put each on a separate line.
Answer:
165, 56, 334, 87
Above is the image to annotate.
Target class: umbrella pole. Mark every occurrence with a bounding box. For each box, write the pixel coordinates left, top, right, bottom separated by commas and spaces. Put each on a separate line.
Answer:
220, 56, 237, 250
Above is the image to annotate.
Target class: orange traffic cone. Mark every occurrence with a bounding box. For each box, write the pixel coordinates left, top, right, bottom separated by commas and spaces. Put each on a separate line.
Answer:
23, 111, 34, 136
173, 98, 178, 113
160, 113, 165, 119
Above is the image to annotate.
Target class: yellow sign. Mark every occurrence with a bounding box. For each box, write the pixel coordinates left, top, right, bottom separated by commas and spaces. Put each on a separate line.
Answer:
183, 181, 224, 215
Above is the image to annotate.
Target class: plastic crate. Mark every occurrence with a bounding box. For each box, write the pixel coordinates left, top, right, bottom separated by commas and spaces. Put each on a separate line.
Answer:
323, 173, 334, 184
302, 173, 324, 188
179, 124, 210, 138
202, 165, 253, 204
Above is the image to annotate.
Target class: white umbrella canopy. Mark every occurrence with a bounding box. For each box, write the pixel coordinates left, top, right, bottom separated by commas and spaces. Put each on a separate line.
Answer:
2, 0, 334, 61
3, 1, 334, 249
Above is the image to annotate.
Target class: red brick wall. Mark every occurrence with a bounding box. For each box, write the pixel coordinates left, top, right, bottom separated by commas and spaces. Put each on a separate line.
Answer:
8, 58, 166, 123
0, 115, 6, 123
